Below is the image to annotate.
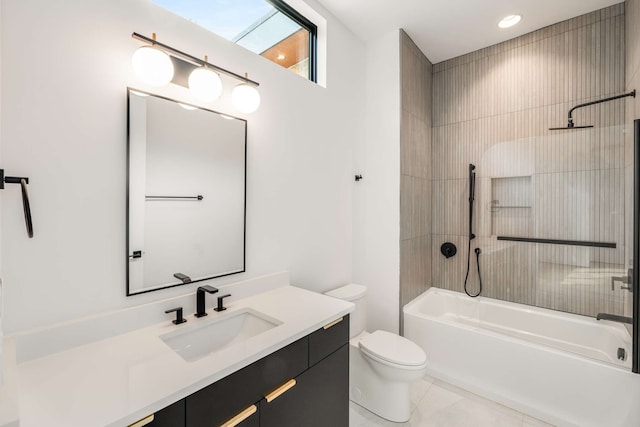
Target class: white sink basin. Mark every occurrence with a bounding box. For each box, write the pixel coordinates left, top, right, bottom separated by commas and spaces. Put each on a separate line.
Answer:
160, 309, 282, 362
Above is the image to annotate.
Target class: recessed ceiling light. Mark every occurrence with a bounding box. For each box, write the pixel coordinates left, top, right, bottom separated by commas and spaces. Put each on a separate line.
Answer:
277, 54, 286, 61
498, 14, 521, 29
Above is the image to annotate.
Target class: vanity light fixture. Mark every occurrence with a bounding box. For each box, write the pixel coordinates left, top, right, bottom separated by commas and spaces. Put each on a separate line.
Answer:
188, 56, 223, 102
232, 75, 261, 114
131, 33, 174, 86
498, 14, 522, 29
131, 32, 261, 113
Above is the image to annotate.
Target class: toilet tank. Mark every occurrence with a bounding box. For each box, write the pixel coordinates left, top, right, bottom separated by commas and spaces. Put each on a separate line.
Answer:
325, 284, 367, 338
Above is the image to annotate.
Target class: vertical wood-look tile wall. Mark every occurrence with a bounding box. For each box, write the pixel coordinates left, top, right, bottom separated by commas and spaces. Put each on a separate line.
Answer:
431, 4, 627, 317
399, 30, 432, 332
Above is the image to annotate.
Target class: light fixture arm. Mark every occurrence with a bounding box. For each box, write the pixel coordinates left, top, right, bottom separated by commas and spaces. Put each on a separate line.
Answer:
131, 32, 259, 87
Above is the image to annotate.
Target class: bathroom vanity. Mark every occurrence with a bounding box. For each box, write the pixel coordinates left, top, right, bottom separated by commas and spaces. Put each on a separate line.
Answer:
3, 279, 353, 426
143, 313, 350, 427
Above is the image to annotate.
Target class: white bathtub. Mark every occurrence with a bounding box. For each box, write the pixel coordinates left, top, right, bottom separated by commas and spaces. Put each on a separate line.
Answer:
404, 287, 640, 427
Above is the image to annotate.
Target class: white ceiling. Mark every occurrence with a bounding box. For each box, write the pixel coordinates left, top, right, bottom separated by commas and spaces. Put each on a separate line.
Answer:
316, 0, 623, 63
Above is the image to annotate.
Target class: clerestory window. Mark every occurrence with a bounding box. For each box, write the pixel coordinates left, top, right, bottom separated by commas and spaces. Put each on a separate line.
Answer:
152, 0, 317, 82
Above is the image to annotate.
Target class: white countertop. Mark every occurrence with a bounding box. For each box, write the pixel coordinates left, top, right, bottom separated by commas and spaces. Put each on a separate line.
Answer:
12, 285, 353, 427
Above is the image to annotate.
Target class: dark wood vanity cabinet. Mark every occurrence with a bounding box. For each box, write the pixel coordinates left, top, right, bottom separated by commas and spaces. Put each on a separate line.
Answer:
308, 315, 349, 366
259, 344, 349, 427
259, 315, 349, 427
186, 337, 309, 426
144, 314, 349, 427
142, 399, 185, 427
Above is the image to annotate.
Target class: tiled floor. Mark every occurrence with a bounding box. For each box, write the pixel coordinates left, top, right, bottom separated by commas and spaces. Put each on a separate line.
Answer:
349, 375, 555, 427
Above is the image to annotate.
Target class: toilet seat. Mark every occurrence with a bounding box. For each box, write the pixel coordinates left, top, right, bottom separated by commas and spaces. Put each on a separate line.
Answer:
359, 330, 427, 367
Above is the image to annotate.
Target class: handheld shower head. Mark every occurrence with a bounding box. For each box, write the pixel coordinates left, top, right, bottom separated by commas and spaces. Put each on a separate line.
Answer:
468, 163, 476, 241
468, 164, 476, 202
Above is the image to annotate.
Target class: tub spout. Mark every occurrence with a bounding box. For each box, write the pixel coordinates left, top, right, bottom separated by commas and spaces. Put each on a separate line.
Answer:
595, 313, 633, 324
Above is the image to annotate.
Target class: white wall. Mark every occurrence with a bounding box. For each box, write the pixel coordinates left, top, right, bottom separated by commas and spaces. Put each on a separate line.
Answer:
0, 0, 365, 333
353, 30, 401, 334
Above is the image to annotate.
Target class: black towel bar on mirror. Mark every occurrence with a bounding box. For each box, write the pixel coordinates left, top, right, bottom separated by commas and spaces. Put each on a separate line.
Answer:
0, 168, 33, 238
145, 195, 203, 201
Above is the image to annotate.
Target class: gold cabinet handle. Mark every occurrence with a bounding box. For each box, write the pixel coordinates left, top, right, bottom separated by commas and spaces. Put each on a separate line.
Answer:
220, 404, 257, 427
264, 379, 296, 403
128, 414, 154, 427
323, 317, 344, 330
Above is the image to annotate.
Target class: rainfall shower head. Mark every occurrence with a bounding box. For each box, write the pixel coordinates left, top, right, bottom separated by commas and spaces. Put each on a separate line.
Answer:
549, 122, 594, 131
549, 90, 636, 131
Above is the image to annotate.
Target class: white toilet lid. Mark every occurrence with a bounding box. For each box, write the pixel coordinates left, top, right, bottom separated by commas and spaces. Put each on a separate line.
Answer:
324, 283, 366, 301
359, 330, 427, 367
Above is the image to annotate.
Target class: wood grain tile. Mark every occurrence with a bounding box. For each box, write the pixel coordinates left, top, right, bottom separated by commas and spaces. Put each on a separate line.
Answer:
430, 4, 627, 317
400, 30, 433, 327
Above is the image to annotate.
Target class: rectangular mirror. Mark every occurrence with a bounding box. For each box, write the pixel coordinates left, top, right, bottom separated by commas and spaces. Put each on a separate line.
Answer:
127, 89, 246, 295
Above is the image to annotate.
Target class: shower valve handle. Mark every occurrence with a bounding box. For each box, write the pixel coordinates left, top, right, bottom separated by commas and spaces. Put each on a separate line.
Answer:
611, 275, 631, 291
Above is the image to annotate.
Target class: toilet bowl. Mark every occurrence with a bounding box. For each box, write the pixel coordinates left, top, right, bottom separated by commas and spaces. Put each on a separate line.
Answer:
325, 284, 427, 422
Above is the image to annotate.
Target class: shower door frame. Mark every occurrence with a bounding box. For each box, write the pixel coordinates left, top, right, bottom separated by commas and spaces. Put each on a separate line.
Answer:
633, 118, 640, 374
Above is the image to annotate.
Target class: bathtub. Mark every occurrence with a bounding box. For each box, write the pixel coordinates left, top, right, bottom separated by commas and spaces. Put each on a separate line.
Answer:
404, 287, 640, 427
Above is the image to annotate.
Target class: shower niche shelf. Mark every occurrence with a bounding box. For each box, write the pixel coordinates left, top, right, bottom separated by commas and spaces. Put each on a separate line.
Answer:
490, 176, 532, 237
490, 203, 532, 211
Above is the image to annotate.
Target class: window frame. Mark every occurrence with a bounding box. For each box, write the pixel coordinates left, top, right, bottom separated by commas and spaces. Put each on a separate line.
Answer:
266, 0, 318, 82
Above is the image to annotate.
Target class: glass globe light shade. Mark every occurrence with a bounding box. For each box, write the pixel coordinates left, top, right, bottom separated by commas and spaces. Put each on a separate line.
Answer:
131, 46, 174, 86
188, 67, 223, 102
231, 84, 261, 114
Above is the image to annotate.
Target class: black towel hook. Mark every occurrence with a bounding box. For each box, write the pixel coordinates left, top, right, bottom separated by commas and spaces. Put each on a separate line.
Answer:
0, 169, 34, 238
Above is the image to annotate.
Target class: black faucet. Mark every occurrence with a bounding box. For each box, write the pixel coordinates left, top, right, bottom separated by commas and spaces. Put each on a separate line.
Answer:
195, 285, 218, 317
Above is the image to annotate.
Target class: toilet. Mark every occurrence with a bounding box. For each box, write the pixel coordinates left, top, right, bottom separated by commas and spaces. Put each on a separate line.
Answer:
325, 284, 427, 423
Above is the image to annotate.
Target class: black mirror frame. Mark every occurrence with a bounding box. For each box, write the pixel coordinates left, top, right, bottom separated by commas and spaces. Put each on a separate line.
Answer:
125, 88, 247, 296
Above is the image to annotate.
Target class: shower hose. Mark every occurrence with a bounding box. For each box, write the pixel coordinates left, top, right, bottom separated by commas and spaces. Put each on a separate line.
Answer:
464, 245, 482, 297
